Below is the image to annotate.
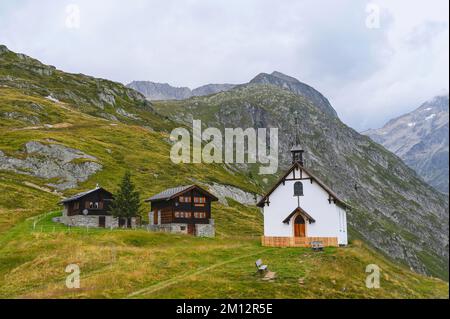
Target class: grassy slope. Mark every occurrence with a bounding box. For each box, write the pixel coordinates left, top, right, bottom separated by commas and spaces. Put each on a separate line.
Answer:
0, 90, 447, 298
0, 211, 447, 299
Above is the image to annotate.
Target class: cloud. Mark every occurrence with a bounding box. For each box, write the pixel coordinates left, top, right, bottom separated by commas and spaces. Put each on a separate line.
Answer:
0, 0, 448, 131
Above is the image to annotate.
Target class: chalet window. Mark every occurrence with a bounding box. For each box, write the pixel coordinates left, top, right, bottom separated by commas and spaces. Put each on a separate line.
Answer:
89, 202, 100, 209
175, 211, 191, 218
73, 202, 79, 210
179, 196, 191, 203
194, 212, 206, 219
194, 197, 206, 203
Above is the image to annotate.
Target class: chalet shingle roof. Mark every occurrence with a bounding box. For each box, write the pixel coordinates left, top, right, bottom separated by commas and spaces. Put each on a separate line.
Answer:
145, 184, 218, 202
59, 187, 112, 204
146, 185, 194, 201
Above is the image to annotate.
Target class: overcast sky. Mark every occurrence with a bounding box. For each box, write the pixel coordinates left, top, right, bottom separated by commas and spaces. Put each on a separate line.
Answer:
0, 0, 448, 131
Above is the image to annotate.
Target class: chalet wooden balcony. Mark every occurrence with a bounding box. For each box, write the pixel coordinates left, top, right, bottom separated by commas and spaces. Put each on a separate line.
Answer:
261, 236, 338, 248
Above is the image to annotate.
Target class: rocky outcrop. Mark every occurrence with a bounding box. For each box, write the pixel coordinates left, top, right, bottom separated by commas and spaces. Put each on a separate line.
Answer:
1, 111, 40, 125
116, 107, 140, 120
364, 95, 449, 194
207, 183, 259, 206
0, 141, 102, 190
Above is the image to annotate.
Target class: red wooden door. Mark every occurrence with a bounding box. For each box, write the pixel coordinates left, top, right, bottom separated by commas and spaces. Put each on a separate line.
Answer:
294, 215, 306, 237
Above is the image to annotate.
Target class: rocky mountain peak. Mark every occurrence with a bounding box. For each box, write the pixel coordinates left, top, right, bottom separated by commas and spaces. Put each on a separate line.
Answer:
364, 94, 449, 193
249, 71, 338, 118
271, 71, 299, 82
0, 44, 9, 54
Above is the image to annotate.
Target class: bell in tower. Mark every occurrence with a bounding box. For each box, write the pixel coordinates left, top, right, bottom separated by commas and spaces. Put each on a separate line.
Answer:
291, 145, 304, 165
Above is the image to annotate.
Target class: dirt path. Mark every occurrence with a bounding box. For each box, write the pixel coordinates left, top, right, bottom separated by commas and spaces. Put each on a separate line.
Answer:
13, 122, 74, 131
127, 249, 270, 298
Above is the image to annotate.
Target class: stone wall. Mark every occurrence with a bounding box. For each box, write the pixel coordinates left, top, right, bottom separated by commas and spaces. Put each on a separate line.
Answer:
62, 215, 99, 227
196, 220, 215, 237
170, 223, 189, 234
60, 215, 138, 229
147, 224, 172, 233
147, 223, 188, 234
145, 220, 215, 237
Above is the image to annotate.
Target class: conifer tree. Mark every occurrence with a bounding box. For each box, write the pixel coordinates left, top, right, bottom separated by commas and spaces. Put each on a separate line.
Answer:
109, 171, 140, 219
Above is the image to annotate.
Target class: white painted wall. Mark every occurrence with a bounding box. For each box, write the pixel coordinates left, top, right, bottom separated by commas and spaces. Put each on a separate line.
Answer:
263, 167, 348, 245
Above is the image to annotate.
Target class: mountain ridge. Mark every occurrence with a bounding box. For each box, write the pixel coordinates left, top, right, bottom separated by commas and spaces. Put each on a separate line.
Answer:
127, 81, 236, 101
364, 95, 449, 194
127, 71, 339, 118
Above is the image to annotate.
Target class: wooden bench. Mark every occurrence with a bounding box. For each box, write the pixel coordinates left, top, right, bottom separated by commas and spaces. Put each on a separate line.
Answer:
310, 241, 324, 251
255, 259, 268, 274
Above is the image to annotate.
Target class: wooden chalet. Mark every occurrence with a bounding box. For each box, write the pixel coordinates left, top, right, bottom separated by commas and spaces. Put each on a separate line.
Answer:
145, 185, 218, 236
60, 186, 113, 217
59, 186, 138, 228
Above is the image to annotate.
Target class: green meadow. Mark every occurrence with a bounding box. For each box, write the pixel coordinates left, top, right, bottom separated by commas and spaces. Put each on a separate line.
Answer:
0, 71, 448, 298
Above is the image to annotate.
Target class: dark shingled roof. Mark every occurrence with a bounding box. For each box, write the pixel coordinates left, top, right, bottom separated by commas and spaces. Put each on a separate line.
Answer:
145, 184, 218, 202
59, 187, 111, 204
146, 185, 194, 201
283, 206, 316, 224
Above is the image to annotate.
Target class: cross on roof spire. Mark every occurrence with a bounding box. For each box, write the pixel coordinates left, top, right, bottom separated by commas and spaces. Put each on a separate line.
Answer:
291, 112, 304, 165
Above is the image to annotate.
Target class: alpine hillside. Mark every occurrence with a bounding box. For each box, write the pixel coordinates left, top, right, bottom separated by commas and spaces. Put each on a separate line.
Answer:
0, 45, 448, 298
150, 81, 449, 280
364, 95, 449, 194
